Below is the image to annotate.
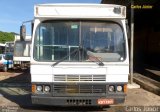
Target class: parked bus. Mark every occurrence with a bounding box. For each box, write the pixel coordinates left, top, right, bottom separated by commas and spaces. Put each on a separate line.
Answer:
20, 4, 129, 106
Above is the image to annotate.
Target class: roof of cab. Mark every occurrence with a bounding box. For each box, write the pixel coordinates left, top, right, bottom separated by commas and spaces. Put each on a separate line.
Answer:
34, 3, 126, 19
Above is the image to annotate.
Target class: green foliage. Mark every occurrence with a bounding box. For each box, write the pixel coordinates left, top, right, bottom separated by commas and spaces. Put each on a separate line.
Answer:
0, 31, 15, 43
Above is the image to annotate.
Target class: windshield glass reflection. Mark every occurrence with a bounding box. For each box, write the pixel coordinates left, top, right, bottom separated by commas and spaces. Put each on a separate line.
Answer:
34, 21, 125, 62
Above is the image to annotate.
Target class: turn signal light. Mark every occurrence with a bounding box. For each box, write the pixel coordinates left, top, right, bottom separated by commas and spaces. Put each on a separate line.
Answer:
32, 84, 36, 93
123, 84, 127, 93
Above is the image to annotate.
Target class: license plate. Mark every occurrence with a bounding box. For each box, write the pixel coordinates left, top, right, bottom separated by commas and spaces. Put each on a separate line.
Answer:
97, 99, 114, 105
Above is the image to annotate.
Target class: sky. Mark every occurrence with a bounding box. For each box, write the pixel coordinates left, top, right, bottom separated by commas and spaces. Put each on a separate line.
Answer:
0, 0, 101, 34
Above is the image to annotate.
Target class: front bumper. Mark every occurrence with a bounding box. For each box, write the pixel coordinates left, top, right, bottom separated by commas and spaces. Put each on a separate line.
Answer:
31, 95, 125, 106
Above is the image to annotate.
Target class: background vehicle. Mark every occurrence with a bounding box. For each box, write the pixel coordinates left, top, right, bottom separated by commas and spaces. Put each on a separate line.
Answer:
0, 43, 5, 54
20, 4, 129, 106
5, 42, 14, 53
13, 35, 31, 69
0, 53, 13, 72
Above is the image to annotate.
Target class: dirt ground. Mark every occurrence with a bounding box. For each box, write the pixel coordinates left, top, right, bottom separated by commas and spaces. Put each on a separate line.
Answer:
0, 69, 30, 83
125, 88, 160, 106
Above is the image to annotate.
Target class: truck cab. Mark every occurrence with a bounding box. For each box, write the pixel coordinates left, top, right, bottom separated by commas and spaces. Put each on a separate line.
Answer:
21, 4, 129, 106
0, 53, 13, 72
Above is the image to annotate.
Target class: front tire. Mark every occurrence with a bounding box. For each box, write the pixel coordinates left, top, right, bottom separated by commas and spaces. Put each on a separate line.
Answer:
3, 65, 8, 72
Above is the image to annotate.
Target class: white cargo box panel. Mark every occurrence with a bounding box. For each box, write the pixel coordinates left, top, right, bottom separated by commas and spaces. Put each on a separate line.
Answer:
13, 41, 31, 61
14, 35, 31, 41
34, 4, 126, 18
0, 43, 5, 47
13, 36, 31, 61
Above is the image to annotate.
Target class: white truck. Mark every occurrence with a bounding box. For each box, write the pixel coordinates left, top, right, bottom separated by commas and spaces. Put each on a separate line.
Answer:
20, 4, 129, 106
0, 42, 14, 72
13, 35, 31, 68
5, 42, 14, 53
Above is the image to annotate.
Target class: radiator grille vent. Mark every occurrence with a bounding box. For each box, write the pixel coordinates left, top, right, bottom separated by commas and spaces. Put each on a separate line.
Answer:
54, 74, 106, 82
53, 84, 106, 94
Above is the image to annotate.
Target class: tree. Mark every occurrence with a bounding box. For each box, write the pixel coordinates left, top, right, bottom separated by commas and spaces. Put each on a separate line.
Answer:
0, 31, 15, 43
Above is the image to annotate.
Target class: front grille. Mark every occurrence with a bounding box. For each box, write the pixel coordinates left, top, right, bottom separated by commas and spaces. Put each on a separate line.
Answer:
53, 84, 106, 94
54, 74, 106, 82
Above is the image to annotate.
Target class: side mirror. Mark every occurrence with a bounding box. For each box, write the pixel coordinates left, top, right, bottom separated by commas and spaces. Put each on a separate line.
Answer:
20, 25, 26, 41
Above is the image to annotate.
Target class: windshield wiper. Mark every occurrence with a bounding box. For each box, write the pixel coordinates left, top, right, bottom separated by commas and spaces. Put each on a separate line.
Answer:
51, 47, 104, 67
87, 51, 104, 66
51, 48, 80, 67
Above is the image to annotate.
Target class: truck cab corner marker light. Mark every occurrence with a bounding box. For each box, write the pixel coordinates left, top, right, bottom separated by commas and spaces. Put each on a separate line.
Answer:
124, 84, 127, 93
113, 7, 121, 14
32, 84, 36, 93
36, 7, 39, 16
122, 7, 126, 18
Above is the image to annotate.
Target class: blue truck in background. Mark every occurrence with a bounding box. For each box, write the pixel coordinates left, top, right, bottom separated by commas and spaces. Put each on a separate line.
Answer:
0, 53, 13, 72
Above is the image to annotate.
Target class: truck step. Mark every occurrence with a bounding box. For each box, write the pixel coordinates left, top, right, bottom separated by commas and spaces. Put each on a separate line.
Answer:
142, 65, 160, 82
133, 73, 160, 96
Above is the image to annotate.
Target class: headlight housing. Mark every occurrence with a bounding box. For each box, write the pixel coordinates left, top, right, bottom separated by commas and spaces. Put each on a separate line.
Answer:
117, 86, 123, 92
108, 85, 115, 92
33, 84, 51, 94
44, 85, 50, 92
108, 85, 126, 93
36, 85, 43, 92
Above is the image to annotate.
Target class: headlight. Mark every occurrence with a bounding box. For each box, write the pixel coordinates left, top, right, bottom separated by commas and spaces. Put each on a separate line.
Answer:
117, 86, 123, 92
44, 86, 50, 92
109, 85, 115, 92
36, 85, 43, 92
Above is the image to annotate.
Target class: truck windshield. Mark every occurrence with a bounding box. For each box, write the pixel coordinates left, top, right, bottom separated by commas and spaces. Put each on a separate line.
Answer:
33, 21, 125, 62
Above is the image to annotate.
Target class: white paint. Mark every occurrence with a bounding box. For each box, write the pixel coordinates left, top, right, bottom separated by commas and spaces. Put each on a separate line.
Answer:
52, 67, 106, 75
32, 74, 52, 82
106, 66, 129, 75
106, 74, 128, 82
31, 64, 129, 82
31, 65, 52, 75
35, 4, 126, 18
14, 57, 30, 61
